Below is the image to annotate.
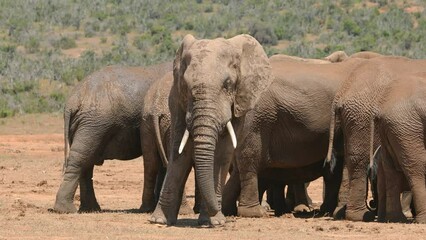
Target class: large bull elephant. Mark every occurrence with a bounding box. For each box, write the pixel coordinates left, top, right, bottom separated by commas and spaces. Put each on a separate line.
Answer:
52, 63, 195, 214
150, 34, 273, 226
221, 55, 367, 218
326, 56, 426, 222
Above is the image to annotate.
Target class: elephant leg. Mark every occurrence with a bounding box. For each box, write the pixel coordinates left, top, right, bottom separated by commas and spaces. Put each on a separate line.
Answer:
222, 168, 240, 216
333, 164, 349, 220
343, 128, 375, 222
179, 188, 194, 215
271, 183, 285, 216
321, 154, 344, 215
237, 131, 268, 218
78, 165, 101, 212
150, 148, 192, 225
139, 128, 163, 213
154, 166, 167, 204
377, 153, 387, 222
53, 150, 84, 213
382, 149, 406, 223
404, 164, 426, 223
292, 183, 311, 213
238, 171, 267, 217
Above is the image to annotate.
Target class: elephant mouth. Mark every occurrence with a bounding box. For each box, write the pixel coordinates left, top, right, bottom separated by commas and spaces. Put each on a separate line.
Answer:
178, 121, 237, 154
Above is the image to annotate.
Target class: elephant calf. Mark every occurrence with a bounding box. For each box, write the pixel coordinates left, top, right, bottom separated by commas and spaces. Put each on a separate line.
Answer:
52, 63, 181, 213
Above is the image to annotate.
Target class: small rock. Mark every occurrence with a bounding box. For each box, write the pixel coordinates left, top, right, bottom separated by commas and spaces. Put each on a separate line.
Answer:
37, 180, 47, 187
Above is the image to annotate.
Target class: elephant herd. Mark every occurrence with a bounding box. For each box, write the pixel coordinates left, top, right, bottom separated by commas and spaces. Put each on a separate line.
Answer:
51, 34, 426, 226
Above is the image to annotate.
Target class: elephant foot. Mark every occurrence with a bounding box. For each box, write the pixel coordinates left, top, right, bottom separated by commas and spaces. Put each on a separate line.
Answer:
319, 203, 335, 216
383, 212, 408, 223
178, 202, 194, 215
293, 204, 312, 213
79, 202, 101, 213
222, 202, 237, 216
193, 203, 201, 214
51, 201, 78, 214
198, 211, 226, 226
414, 214, 426, 224
333, 205, 346, 220
149, 206, 177, 225
238, 205, 268, 218
346, 209, 376, 222
139, 202, 156, 213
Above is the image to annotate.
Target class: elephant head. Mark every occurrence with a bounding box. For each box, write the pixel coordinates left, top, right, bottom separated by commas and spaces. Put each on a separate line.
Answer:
170, 34, 272, 216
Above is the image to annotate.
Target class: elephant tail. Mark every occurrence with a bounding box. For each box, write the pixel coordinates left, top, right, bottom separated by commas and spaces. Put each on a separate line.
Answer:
63, 109, 71, 175
153, 115, 168, 167
325, 102, 337, 165
369, 117, 376, 169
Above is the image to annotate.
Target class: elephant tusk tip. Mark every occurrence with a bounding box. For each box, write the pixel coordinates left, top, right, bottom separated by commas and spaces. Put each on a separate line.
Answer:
178, 129, 190, 154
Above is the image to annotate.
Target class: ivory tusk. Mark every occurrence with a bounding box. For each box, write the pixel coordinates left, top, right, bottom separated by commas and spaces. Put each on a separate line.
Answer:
226, 121, 237, 149
178, 129, 190, 154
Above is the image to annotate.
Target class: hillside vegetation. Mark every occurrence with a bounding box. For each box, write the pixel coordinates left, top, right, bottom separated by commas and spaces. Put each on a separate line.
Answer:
0, 0, 425, 117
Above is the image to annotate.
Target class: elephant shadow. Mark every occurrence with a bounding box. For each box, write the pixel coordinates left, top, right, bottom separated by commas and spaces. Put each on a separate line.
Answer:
292, 208, 331, 219
91, 208, 141, 214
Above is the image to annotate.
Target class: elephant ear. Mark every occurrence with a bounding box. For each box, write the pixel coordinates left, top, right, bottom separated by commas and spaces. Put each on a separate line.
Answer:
173, 34, 196, 107
228, 34, 273, 117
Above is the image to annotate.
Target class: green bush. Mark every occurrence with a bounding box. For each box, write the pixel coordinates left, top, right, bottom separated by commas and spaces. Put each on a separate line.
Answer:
53, 36, 77, 50
0, 0, 424, 116
25, 36, 40, 54
249, 22, 278, 45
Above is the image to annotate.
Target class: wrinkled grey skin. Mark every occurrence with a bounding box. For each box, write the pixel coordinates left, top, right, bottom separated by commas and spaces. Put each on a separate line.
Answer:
327, 56, 426, 222
53, 63, 174, 213
150, 34, 273, 226
374, 63, 426, 223
222, 56, 367, 218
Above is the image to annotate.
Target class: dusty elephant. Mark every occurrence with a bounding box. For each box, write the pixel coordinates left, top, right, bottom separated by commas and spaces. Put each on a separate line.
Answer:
324, 51, 383, 63
52, 63, 193, 214
373, 63, 426, 223
326, 56, 426, 222
150, 34, 273, 226
221, 55, 369, 218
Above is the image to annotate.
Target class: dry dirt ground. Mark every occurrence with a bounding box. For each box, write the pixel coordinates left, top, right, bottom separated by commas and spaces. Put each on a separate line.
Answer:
0, 113, 425, 239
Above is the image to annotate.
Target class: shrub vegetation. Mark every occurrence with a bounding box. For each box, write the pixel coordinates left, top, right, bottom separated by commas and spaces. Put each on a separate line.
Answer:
0, 0, 424, 116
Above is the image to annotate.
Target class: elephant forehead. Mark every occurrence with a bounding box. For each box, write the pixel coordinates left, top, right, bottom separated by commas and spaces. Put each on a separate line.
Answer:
184, 65, 226, 86
188, 40, 234, 63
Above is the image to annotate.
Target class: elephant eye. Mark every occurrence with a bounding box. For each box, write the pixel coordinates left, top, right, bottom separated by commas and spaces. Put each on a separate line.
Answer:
223, 77, 234, 92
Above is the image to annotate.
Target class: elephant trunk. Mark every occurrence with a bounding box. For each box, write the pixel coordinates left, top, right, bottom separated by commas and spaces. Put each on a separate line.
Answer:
191, 109, 220, 216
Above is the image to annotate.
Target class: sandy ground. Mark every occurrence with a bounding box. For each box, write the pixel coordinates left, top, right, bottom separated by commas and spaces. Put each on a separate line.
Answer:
0, 113, 425, 239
